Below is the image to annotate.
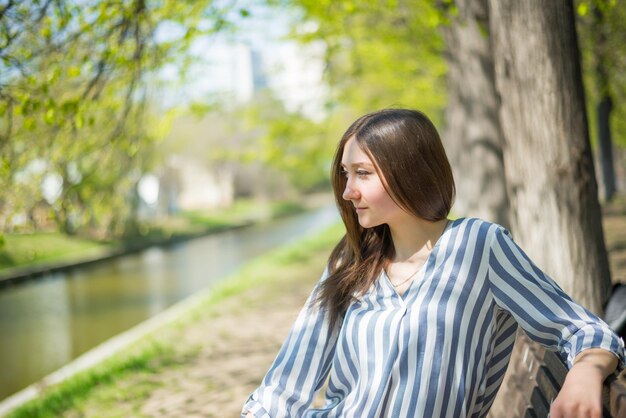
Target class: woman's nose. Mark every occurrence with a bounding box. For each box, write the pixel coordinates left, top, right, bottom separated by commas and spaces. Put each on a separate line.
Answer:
342, 182, 360, 201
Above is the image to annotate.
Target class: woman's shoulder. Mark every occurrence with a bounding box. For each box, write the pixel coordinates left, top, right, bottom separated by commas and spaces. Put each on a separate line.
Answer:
451, 216, 506, 230
450, 217, 512, 240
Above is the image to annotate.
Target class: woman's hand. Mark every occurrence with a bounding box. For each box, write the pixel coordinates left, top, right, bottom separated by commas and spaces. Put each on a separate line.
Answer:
245, 413, 255, 418
549, 362, 603, 417
549, 348, 618, 418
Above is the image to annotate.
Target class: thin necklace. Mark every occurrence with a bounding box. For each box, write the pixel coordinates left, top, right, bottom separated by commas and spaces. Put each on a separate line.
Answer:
387, 219, 450, 288
388, 266, 422, 288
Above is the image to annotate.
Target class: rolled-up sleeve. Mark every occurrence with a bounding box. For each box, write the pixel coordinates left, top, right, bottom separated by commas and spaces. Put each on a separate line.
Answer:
487, 225, 626, 370
242, 268, 340, 417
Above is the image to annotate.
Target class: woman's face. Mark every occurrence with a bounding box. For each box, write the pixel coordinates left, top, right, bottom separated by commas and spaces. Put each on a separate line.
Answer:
341, 137, 406, 229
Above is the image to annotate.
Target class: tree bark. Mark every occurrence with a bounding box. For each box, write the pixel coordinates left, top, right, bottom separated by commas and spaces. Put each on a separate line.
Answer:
441, 0, 510, 228
593, 6, 616, 202
488, 0, 611, 313
486, 2, 613, 416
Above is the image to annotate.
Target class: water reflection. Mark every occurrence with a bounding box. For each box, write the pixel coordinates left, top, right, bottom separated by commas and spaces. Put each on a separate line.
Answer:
0, 205, 339, 401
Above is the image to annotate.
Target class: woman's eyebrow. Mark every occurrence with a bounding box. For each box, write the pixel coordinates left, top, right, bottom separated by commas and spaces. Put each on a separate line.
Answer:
340, 162, 374, 168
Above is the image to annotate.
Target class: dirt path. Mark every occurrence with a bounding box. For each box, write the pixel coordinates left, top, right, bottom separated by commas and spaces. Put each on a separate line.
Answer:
59, 197, 626, 418
139, 288, 313, 418
60, 240, 330, 418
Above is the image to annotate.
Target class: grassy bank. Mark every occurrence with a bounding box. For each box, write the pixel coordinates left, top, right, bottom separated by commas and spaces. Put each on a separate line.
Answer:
0, 198, 309, 273
5, 222, 343, 418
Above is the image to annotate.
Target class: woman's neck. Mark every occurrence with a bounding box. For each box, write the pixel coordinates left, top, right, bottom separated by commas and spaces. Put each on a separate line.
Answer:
388, 217, 449, 262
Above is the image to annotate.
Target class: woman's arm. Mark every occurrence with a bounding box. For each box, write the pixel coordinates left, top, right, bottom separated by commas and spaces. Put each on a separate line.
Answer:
550, 348, 618, 418
241, 268, 340, 418
487, 225, 625, 368
487, 225, 625, 416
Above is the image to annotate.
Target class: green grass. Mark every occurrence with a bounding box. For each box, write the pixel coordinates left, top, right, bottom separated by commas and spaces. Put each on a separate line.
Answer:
6, 340, 177, 418
5, 222, 344, 418
0, 232, 110, 270
0, 198, 310, 272
180, 198, 306, 228
267, 200, 308, 218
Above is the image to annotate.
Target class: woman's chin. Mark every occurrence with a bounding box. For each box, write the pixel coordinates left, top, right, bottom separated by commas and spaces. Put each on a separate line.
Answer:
357, 218, 381, 229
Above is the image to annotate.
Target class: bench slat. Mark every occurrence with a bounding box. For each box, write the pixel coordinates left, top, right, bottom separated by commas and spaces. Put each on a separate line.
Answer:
524, 408, 538, 418
535, 365, 560, 405
530, 386, 551, 417
542, 350, 568, 383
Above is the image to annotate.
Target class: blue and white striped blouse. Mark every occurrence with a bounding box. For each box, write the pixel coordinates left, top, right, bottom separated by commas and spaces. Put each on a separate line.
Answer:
242, 217, 626, 418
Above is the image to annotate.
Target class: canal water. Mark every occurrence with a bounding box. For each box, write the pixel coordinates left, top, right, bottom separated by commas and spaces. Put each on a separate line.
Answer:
0, 205, 339, 401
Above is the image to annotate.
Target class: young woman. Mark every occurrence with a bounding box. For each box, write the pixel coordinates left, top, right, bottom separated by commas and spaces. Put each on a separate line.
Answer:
242, 109, 625, 418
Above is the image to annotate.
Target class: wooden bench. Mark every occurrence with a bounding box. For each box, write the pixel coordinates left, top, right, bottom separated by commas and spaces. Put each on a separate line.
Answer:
489, 331, 626, 417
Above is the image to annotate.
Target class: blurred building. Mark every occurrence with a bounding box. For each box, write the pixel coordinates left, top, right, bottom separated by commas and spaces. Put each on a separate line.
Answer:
156, 156, 234, 215
183, 36, 327, 117
264, 40, 328, 121
183, 41, 262, 105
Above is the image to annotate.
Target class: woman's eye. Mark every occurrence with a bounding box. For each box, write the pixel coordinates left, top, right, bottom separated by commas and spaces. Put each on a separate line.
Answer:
340, 168, 370, 178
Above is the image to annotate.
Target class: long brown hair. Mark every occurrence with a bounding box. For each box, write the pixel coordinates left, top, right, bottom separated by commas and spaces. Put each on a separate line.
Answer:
316, 108, 456, 326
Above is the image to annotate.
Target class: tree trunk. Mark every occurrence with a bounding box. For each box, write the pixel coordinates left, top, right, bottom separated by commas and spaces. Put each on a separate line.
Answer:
593, 6, 616, 202
488, 0, 611, 313
486, 2, 612, 416
597, 96, 615, 201
441, 0, 510, 228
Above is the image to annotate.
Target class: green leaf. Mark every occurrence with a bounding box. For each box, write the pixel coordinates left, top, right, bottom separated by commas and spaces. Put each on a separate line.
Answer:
68, 66, 81, 77
45, 108, 56, 124
75, 114, 84, 129
24, 117, 37, 131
